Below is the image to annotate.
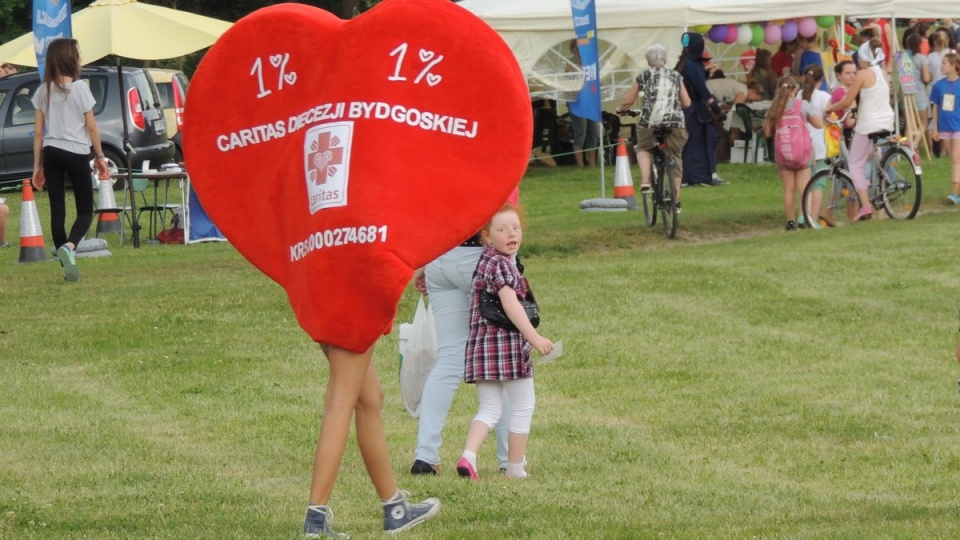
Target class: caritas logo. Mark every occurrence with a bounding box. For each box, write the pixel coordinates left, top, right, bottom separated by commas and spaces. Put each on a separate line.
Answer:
304, 121, 353, 213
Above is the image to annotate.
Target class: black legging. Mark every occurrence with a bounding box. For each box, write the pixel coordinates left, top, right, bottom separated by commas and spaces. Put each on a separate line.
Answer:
43, 145, 94, 249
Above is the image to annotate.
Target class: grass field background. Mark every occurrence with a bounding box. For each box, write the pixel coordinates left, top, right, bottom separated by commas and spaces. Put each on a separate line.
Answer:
1, 158, 959, 539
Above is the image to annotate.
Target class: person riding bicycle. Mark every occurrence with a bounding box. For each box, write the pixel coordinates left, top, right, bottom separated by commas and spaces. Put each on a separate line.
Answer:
617, 44, 691, 208
825, 39, 894, 222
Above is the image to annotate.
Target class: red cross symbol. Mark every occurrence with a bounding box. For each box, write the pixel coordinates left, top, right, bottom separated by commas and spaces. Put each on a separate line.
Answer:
307, 132, 344, 187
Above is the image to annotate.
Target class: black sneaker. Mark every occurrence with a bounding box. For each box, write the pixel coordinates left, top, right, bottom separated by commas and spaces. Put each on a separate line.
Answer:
676, 201, 682, 214
410, 460, 438, 475
303, 505, 349, 539
382, 491, 440, 534
785, 221, 797, 231
710, 174, 728, 186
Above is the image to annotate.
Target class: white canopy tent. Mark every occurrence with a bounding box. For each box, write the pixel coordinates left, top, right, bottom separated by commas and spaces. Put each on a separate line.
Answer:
457, 0, 947, 102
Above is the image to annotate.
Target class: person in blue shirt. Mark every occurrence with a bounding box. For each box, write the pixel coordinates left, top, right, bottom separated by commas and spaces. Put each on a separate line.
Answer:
930, 53, 960, 204
792, 35, 829, 92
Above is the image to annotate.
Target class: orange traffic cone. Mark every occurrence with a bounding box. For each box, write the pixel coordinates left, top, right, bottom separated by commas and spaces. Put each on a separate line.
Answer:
613, 139, 638, 210
18, 179, 48, 263
95, 177, 122, 235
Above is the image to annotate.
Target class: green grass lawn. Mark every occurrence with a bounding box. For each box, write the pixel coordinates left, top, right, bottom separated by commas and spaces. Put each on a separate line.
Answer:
1, 157, 959, 539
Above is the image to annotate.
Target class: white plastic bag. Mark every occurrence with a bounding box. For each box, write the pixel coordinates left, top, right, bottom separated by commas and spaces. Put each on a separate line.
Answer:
398, 295, 438, 417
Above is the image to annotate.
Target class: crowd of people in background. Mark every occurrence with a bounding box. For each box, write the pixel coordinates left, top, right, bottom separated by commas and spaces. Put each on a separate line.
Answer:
605, 17, 960, 229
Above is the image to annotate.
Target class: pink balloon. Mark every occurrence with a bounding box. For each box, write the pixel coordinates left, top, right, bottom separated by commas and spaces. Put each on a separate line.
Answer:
723, 24, 738, 45
798, 17, 817, 38
781, 20, 798, 42
764, 23, 782, 45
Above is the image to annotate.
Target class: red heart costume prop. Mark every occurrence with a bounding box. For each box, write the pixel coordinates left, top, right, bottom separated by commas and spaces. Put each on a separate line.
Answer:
183, 0, 531, 353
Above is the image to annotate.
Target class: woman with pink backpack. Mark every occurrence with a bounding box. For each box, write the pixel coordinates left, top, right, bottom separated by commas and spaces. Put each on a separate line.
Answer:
764, 75, 823, 230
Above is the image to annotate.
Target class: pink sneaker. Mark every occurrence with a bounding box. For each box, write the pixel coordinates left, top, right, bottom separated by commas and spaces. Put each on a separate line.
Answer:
456, 457, 479, 481
853, 206, 874, 222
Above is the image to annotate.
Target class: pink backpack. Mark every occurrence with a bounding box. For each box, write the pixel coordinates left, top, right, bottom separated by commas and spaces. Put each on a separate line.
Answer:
774, 99, 813, 170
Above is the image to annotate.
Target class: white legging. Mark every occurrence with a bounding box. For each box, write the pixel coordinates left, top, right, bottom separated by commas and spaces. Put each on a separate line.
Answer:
473, 378, 536, 435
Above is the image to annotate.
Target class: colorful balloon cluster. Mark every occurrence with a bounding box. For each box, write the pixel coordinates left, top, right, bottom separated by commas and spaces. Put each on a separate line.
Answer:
701, 16, 835, 45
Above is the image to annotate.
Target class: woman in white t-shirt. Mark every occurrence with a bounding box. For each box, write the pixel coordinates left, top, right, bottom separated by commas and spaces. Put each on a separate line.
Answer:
31, 38, 109, 282
799, 65, 832, 169
798, 65, 832, 229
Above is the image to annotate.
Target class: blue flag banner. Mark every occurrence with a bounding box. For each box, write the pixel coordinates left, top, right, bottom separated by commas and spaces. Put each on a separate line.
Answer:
33, 0, 73, 79
568, 0, 601, 122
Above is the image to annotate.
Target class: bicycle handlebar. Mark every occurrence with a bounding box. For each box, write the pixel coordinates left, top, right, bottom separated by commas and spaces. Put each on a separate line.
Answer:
825, 109, 852, 125
617, 109, 640, 117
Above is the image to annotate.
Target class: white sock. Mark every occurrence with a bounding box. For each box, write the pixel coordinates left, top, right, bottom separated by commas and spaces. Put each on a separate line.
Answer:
505, 462, 527, 478
461, 450, 477, 468
381, 490, 404, 504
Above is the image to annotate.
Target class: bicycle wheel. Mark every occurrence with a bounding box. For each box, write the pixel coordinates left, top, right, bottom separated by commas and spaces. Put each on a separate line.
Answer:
660, 157, 678, 238
642, 160, 658, 227
879, 147, 921, 220
801, 168, 858, 228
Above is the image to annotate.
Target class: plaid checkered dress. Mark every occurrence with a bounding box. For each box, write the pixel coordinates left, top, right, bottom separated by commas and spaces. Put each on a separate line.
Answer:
464, 247, 533, 383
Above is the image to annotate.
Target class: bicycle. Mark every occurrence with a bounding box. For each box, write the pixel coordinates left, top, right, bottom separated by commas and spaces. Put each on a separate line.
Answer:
801, 113, 922, 228
618, 110, 679, 239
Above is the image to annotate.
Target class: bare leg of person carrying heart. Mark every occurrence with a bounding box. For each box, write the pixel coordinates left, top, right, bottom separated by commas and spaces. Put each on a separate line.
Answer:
183, 0, 532, 536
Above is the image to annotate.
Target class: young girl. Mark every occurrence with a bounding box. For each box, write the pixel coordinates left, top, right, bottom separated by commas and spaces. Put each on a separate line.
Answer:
930, 53, 960, 203
764, 76, 822, 230
831, 60, 858, 141
905, 34, 932, 153
30, 38, 110, 282
748, 48, 777, 100
799, 66, 832, 229
457, 203, 553, 480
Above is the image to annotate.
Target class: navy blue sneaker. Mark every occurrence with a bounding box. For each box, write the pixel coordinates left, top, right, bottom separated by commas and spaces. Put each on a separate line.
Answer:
382, 491, 440, 534
303, 505, 349, 539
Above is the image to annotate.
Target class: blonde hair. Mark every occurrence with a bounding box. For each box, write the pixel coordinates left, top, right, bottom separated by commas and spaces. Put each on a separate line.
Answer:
766, 76, 800, 127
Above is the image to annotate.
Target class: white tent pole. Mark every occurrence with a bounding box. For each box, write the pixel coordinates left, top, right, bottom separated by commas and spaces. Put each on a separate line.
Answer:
598, 121, 606, 198
840, 16, 846, 55
891, 15, 901, 136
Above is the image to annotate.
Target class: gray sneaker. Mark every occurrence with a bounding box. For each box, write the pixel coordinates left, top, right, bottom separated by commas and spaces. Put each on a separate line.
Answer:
303, 505, 349, 539
0, 241, 9, 248
57, 245, 79, 282
382, 491, 440, 534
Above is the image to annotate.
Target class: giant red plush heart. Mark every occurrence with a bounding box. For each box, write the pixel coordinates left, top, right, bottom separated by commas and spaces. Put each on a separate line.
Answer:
184, 0, 531, 353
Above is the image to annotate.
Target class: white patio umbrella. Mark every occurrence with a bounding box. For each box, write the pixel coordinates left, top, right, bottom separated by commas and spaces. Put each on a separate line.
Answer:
0, 0, 232, 66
